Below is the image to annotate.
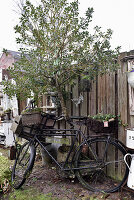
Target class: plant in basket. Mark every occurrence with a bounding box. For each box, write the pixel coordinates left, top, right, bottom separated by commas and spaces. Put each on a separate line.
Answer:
86, 113, 119, 133
21, 107, 42, 126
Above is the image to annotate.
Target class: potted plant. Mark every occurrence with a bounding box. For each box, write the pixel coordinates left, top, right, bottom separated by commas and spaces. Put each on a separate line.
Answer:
21, 107, 42, 126
4, 108, 12, 120
86, 113, 119, 133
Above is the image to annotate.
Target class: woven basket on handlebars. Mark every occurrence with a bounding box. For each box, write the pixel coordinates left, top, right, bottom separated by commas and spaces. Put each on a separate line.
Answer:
22, 112, 41, 126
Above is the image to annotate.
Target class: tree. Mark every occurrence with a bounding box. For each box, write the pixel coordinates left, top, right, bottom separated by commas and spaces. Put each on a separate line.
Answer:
3, 0, 119, 117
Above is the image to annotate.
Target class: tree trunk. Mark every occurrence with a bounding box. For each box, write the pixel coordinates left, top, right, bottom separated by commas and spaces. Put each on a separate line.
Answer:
57, 87, 69, 118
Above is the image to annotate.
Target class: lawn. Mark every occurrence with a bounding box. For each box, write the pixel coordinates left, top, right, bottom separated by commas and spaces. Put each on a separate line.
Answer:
0, 147, 13, 193
3, 188, 59, 200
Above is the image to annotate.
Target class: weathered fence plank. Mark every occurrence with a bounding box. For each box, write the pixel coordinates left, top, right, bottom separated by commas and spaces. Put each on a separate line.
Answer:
89, 80, 97, 116
118, 60, 128, 144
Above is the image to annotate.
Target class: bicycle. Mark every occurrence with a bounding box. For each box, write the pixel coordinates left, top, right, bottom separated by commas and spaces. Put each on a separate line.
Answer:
11, 112, 129, 193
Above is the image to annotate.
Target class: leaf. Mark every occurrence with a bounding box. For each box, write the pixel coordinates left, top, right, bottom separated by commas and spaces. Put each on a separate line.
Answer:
3, 0, 119, 117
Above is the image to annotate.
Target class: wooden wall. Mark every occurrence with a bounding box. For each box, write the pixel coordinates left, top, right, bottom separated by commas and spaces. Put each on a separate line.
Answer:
66, 51, 134, 146
63, 51, 134, 178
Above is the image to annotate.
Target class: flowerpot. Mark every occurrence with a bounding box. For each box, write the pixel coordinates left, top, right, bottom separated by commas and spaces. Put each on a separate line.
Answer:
127, 71, 134, 88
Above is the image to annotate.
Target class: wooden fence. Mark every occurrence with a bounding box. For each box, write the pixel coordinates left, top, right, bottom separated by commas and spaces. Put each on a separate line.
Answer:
66, 51, 134, 144
64, 50, 134, 178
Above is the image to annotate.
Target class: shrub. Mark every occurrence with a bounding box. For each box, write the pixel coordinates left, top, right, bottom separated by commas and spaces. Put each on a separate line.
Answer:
0, 155, 11, 193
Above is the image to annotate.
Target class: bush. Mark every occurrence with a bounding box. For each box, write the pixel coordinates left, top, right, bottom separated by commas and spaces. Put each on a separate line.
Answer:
0, 155, 11, 193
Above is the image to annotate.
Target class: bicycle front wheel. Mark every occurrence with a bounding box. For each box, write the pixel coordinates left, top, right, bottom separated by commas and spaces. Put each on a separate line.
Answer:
11, 141, 36, 189
74, 138, 128, 193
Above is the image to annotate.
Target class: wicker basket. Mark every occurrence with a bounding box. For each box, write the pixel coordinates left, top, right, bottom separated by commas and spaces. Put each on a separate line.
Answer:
43, 114, 56, 128
45, 118, 56, 127
22, 112, 41, 126
85, 118, 118, 133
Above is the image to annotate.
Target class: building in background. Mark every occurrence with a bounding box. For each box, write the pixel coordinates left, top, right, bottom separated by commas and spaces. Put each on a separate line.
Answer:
0, 50, 19, 146
0, 50, 57, 146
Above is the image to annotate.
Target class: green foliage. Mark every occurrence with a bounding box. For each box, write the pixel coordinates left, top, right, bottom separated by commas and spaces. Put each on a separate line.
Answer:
88, 113, 117, 122
88, 113, 128, 127
2, 48, 9, 56
0, 156, 11, 193
21, 107, 42, 114
0, 156, 11, 183
2, 0, 120, 116
8, 189, 58, 200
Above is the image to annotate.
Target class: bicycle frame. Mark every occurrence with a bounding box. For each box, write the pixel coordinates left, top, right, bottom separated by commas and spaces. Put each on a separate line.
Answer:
21, 111, 129, 174
12, 111, 129, 192
28, 127, 92, 172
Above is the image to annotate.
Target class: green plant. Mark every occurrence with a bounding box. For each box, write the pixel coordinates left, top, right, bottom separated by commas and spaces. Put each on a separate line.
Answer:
4, 108, 12, 113
2, 0, 120, 117
21, 107, 42, 115
8, 189, 58, 200
0, 155, 11, 193
88, 113, 116, 122
88, 113, 128, 127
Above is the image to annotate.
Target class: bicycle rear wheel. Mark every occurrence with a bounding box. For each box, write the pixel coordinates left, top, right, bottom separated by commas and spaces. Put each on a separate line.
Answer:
11, 141, 36, 189
74, 138, 128, 193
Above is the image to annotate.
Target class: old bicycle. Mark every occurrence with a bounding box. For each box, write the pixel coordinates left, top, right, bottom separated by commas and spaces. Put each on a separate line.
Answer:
11, 112, 129, 193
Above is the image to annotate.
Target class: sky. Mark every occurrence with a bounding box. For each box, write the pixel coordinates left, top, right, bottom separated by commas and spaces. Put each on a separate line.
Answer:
0, 0, 134, 53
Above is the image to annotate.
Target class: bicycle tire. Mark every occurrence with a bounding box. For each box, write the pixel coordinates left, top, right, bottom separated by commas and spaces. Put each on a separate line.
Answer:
74, 137, 128, 193
11, 141, 36, 189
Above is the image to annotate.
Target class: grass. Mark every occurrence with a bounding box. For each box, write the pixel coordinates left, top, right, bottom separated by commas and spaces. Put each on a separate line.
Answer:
0, 149, 59, 200
0, 155, 11, 192
0, 148, 15, 194
0, 155, 10, 177
3, 188, 59, 200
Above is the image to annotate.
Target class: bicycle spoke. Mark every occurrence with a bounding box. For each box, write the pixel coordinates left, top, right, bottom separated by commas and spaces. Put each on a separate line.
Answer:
75, 138, 128, 193
11, 142, 35, 189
